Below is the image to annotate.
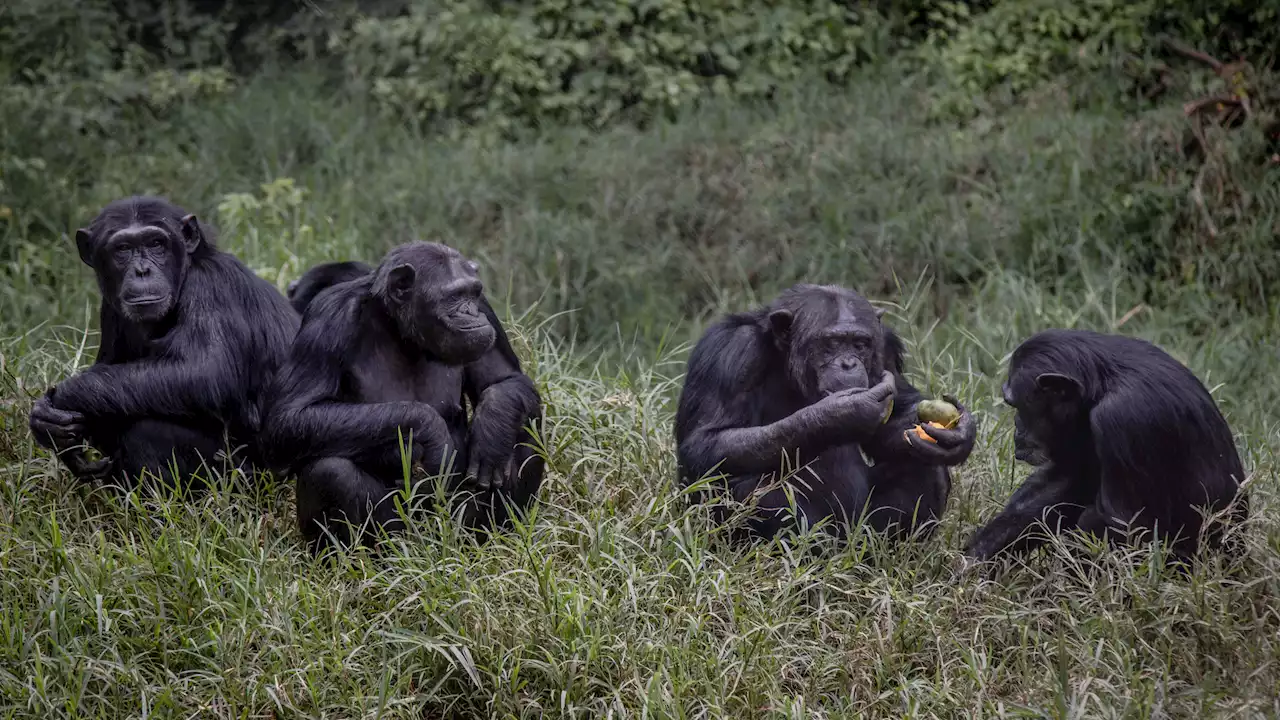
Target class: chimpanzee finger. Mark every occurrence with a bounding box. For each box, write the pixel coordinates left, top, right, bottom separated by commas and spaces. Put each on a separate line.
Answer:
901, 430, 954, 462
465, 458, 491, 490
30, 419, 87, 445
31, 400, 87, 427
857, 371, 897, 401
63, 449, 112, 480
917, 424, 966, 448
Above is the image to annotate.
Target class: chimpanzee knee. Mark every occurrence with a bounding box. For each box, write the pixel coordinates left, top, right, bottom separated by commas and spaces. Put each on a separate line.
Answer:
296, 457, 405, 551
110, 420, 232, 490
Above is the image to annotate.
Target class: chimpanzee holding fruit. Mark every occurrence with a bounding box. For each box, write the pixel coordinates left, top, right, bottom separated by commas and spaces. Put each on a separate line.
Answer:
965, 329, 1249, 561
675, 284, 977, 543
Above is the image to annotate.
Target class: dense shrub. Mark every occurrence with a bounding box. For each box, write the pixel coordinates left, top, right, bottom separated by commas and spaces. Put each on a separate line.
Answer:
334, 0, 890, 132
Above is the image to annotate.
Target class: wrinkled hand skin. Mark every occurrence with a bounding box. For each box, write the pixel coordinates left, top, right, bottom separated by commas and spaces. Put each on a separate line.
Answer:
811, 370, 897, 443
886, 394, 977, 466
30, 389, 115, 480
29, 389, 88, 451
60, 447, 113, 481
466, 453, 516, 492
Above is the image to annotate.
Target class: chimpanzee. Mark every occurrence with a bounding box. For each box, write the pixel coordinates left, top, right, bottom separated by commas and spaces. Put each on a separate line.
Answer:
286, 260, 373, 314
28, 196, 299, 488
965, 329, 1248, 561
675, 284, 977, 543
262, 242, 544, 551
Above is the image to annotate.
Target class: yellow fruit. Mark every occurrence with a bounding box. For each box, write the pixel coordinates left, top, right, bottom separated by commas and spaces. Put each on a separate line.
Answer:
916, 399, 960, 429
881, 395, 895, 424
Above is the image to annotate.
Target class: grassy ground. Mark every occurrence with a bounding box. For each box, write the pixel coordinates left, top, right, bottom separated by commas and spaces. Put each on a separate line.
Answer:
1, 63, 1279, 718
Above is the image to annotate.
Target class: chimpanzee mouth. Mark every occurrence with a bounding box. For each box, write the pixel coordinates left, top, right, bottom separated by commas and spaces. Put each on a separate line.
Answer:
123, 296, 167, 306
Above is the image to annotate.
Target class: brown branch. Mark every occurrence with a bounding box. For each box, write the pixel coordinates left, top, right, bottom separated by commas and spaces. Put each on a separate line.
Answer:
1164, 38, 1224, 72
1183, 92, 1241, 117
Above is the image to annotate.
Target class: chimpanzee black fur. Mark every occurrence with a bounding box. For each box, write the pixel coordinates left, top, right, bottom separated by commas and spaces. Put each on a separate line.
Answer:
965, 329, 1249, 561
263, 242, 544, 552
286, 260, 373, 314
28, 196, 299, 487
675, 284, 977, 543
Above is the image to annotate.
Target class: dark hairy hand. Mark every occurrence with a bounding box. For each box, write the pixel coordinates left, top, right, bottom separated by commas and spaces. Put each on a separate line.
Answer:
901, 394, 977, 465
29, 389, 88, 450
465, 451, 515, 492
60, 447, 114, 481
811, 370, 897, 439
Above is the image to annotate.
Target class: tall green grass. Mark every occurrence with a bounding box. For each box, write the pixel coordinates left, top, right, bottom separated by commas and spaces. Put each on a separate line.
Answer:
1, 62, 1278, 717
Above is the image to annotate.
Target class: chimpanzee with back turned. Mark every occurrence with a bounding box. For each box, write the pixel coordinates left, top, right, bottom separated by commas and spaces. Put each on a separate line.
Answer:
28, 196, 299, 488
675, 284, 977, 543
965, 329, 1248, 561
286, 260, 372, 314
263, 242, 544, 552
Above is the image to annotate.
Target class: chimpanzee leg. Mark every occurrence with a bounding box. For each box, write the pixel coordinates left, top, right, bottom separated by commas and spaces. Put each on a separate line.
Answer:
964, 466, 1093, 560
864, 462, 951, 540
296, 457, 406, 552
108, 419, 235, 490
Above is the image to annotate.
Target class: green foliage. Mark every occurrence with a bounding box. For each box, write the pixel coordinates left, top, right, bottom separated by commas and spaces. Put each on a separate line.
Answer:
335, 0, 887, 131
923, 0, 1280, 119
925, 0, 1155, 117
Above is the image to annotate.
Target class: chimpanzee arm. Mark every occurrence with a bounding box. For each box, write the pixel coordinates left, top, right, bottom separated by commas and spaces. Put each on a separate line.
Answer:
963, 464, 1093, 560
462, 299, 541, 490
262, 289, 450, 472
677, 322, 892, 478
49, 312, 243, 422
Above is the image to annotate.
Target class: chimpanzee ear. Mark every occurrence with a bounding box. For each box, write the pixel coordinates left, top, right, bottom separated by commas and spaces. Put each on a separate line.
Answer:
179, 214, 204, 254
386, 263, 416, 304
74, 229, 94, 267
1035, 372, 1083, 398
768, 309, 794, 343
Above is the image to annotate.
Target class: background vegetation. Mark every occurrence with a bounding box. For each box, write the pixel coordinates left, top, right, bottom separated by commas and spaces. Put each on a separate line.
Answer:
1, 0, 1278, 717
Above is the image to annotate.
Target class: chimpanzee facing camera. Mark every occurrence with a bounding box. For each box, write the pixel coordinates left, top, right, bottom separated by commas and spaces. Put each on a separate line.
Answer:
675, 284, 977, 544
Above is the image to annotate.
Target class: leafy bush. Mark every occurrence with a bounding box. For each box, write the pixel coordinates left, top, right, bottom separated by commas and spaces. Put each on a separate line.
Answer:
335, 0, 890, 132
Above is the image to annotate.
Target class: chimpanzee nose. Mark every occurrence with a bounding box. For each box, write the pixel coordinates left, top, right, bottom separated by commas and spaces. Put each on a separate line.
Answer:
839, 358, 858, 371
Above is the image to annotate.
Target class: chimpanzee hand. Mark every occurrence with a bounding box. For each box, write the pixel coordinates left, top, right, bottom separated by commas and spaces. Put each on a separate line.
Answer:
899, 394, 977, 466
60, 447, 114, 481
465, 450, 515, 492
810, 370, 897, 440
29, 389, 88, 450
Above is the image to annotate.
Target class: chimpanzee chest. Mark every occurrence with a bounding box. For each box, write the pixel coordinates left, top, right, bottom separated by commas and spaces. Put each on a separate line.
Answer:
345, 342, 465, 418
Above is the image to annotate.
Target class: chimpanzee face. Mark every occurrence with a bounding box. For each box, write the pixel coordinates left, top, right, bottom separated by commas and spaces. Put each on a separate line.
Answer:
76, 215, 200, 325
770, 286, 886, 400
1003, 369, 1086, 466
377, 243, 496, 364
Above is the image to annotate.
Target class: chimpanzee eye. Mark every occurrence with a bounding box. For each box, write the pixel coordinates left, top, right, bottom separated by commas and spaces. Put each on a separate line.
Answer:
148, 237, 165, 249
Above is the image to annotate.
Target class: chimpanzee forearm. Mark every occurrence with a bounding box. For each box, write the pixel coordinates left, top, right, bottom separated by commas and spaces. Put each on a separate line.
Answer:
468, 376, 541, 463
964, 465, 1092, 560
52, 353, 236, 422
265, 401, 455, 472
682, 403, 835, 477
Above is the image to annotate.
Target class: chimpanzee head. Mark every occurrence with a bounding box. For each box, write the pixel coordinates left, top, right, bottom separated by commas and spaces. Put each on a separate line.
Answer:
371, 242, 496, 363
767, 284, 887, 401
1003, 330, 1100, 465
75, 196, 207, 325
